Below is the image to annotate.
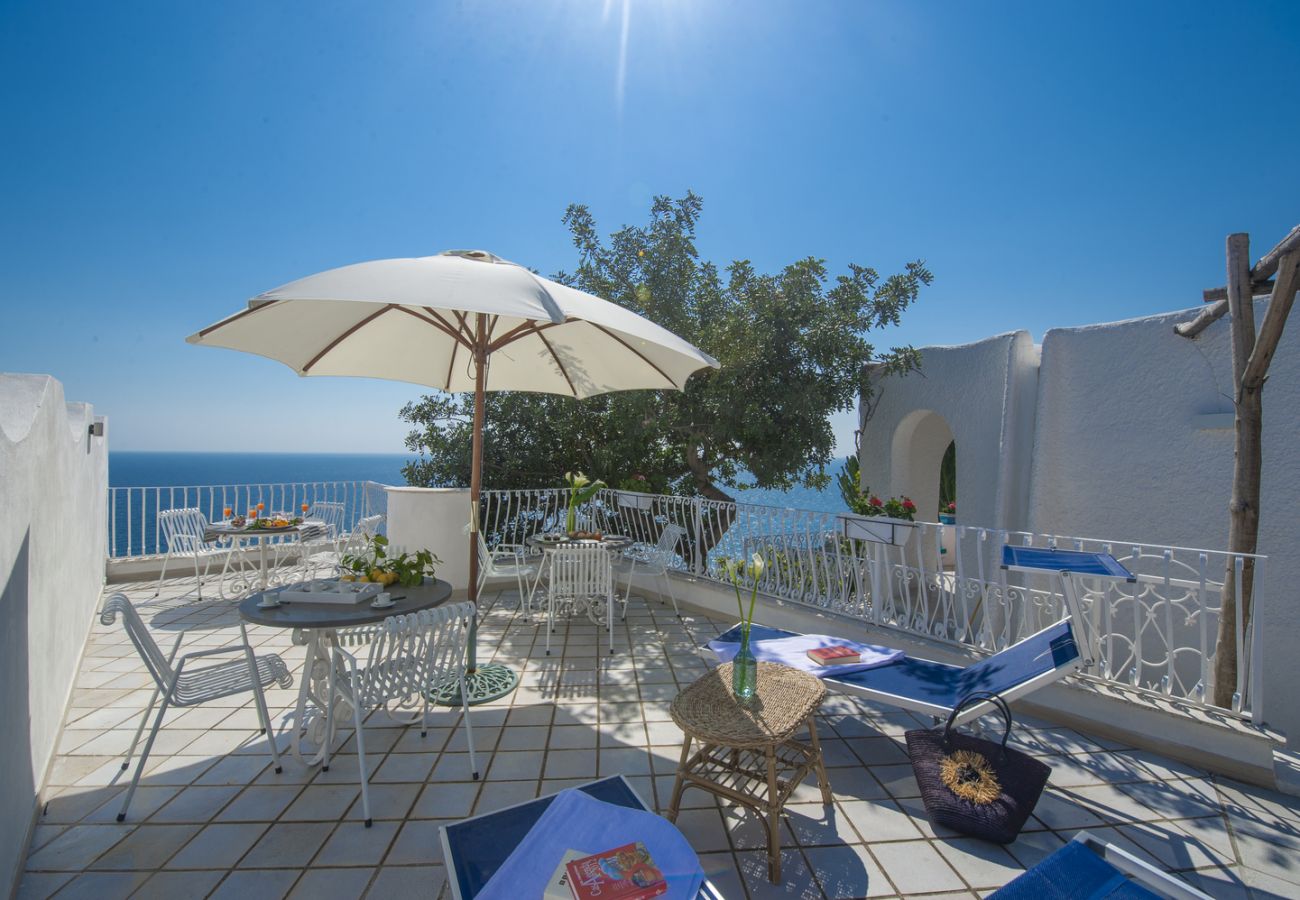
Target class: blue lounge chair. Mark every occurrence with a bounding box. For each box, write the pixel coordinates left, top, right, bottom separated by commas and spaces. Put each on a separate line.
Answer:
440, 775, 722, 900
989, 832, 1210, 899
710, 617, 1086, 726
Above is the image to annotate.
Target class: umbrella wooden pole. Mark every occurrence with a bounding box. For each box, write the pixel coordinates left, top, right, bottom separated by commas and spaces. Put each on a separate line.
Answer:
437, 316, 520, 706
467, 316, 486, 672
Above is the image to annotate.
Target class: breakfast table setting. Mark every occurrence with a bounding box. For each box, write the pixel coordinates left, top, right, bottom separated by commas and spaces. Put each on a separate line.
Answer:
204, 507, 329, 597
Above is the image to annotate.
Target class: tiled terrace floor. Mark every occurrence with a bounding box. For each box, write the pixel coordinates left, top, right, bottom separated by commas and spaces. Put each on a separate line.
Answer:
18, 572, 1300, 899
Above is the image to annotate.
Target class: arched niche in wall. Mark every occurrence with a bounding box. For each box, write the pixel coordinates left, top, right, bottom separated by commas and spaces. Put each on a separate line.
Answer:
889, 409, 955, 523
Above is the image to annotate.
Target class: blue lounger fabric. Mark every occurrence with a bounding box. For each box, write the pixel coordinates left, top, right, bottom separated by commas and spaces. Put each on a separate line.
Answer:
1001, 545, 1136, 582
444, 776, 642, 899
714, 621, 1080, 710
988, 838, 1161, 898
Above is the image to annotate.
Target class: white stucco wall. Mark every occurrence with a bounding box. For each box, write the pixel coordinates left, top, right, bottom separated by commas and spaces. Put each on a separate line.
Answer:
859, 302, 1300, 745
0, 374, 108, 894
1029, 301, 1300, 744
385, 487, 472, 594
859, 331, 1039, 534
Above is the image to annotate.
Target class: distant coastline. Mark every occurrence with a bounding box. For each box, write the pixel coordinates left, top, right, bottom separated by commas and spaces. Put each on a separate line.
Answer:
109, 451, 848, 514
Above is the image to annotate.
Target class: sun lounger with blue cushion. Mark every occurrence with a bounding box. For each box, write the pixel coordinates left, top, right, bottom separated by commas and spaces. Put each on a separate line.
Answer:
709, 546, 1125, 725
989, 832, 1210, 899
711, 618, 1085, 726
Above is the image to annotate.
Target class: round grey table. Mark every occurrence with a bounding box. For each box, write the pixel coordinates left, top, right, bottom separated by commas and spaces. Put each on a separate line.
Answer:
239, 578, 453, 765
526, 534, 636, 649
525, 533, 635, 553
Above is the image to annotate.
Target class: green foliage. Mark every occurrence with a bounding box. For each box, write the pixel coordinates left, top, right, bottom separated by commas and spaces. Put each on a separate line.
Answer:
837, 456, 917, 521
837, 455, 862, 510
722, 553, 766, 640
339, 533, 441, 588
939, 441, 957, 511
401, 193, 931, 500
563, 471, 604, 533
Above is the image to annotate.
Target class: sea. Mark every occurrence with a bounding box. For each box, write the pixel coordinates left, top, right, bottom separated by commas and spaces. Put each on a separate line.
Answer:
109, 451, 848, 513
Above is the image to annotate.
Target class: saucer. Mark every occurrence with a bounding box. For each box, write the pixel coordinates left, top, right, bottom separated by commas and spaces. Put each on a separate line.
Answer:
257, 599, 281, 609
370, 599, 395, 610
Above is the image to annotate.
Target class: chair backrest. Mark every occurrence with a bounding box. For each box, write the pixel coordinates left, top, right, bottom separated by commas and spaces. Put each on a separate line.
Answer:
548, 546, 614, 601
360, 601, 475, 703
956, 619, 1081, 698
307, 501, 347, 534
655, 523, 687, 554
339, 514, 385, 557
475, 531, 502, 575
100, 593, 175, 693
158, 508, 209, 554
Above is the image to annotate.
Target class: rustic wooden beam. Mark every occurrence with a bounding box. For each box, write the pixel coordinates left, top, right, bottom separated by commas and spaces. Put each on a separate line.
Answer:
1213, 232, 1260, 709
1194, 224, 1300, 302
1241, 251, 1300, 391
1202, 281, 1274, 303
1175, 299, 1229, 337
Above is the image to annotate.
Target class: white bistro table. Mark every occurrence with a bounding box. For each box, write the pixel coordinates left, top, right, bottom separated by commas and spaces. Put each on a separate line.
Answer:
204, 519, 327, 598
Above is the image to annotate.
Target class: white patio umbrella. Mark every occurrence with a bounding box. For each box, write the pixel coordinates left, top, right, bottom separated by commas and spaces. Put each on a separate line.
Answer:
188, 249, 719, 700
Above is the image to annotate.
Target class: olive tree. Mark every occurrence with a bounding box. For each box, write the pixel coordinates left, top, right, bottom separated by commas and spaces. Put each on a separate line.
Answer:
401, 192, 930, 503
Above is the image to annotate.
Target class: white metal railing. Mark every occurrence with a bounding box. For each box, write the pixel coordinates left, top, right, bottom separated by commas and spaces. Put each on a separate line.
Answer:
108, 481, 388, 559
479, 487, 1265, 724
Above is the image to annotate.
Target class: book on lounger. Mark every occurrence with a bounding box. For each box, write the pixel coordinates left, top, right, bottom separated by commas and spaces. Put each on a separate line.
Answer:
565, 841, 668, 900
806, 645, 862, 666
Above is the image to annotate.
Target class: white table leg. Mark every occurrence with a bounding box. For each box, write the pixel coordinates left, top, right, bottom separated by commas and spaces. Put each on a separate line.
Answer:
289, 627, 350, 767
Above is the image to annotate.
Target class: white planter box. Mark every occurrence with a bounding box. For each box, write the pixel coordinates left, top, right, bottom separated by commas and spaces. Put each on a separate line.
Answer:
616, 491, 654, 510
839, 514, 916, 546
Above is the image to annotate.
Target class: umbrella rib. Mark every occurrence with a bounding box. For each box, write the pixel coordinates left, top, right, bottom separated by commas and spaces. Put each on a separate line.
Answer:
302, 304, 397, 373
451, 310, 476, 344
535, 330, 578, 398
444, 339, 458, 390
405, 306, 472, 349
196, 300, 279, 338
488, 319, 567, 353
588, 322, 680, 389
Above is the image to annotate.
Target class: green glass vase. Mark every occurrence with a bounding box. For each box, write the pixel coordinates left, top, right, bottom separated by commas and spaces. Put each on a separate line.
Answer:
731, 633, 757, 702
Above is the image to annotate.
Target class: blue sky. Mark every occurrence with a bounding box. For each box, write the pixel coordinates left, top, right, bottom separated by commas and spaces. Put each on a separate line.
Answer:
2, 1, 1298, 455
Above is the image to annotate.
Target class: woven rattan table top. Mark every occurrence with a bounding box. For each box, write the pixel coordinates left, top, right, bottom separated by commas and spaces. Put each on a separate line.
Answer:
670, 662, 826, 749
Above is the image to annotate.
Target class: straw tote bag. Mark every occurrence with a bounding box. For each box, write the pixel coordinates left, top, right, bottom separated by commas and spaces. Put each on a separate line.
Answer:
904, 692, 1051, 844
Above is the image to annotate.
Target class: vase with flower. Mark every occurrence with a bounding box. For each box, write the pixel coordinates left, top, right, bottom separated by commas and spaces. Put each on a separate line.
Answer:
723, 552, 766, 702
562, 471, 605, 536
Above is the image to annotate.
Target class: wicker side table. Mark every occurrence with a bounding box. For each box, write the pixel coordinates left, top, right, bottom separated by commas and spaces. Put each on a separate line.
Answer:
666, 661, 832, 883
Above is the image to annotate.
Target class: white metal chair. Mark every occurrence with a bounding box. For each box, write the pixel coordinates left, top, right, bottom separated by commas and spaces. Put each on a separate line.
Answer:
618, 523, 686, 617
332, 602, 479, 826
100, 593, 291, 821
476, 531, 541, 620
293, 501, 348, 577
303, 513, 384, 577
154, 507, 230, 598
544, 545, 616, 655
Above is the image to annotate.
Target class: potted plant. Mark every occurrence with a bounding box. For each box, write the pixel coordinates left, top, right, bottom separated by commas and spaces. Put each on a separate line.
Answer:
939, 501, 956, 525
839, 490, 918, 545
615, 473, 654, 510
339, 533, 441, 587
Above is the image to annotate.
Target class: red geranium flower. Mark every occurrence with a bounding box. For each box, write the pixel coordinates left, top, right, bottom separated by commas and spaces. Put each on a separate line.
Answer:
902, 498, 916, 510
869, 496, 882, 506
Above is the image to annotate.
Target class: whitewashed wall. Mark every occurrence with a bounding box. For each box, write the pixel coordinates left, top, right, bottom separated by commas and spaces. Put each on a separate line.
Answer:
858, 331, 1039, 534
858, 302, 1300, 745
0, 375, 108, 894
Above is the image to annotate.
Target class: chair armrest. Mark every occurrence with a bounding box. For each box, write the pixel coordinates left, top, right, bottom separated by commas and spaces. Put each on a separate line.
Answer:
176, 643, 257, 664
490, 544, 530, 562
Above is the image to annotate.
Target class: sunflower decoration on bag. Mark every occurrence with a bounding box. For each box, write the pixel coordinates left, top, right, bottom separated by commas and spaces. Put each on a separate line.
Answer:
939, 749, 1002, 805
